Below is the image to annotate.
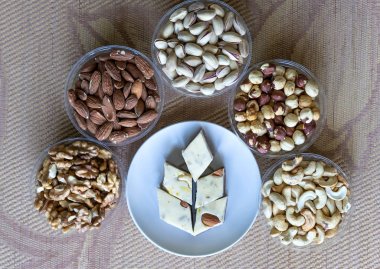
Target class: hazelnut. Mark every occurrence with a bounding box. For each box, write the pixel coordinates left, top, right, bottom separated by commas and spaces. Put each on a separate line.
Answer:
285, 95, 299, 109
274, 126, 287, 141
264, 119, 275, 132
250, 120, 267, 136
256, 135, 270, 153
234, 112, 247, 122
248, 70, 264, 84
236, 91, 249, 99
257, 93, 270, 106
273, 102, 286, 116
293, 108, 301, 117
260, 63, 276, 77
246, 107, 258, 121
274, 115, 284, 125
294, 88, 304, 95
272, 76, 286, 90
262, 105, 275, 119
271, 91, 286, 102
305, 80, 319, 98
274, 65, 285, 76
280, 137, 295, 151
245, 131, 257, 147
284, 81, 295, 96
293, 130, 306, 145
285, 126, 295, 136
284, 68, 297, 81
247, 100, 259, 111
300, 108, 313, 123
234, 97, 247, 111
260, 79, 272, 93
295, 74, 308, 88
312, 107, 320, 121
248, 85, 262, 99
257, 111, 264, 123
237, 121, 251, 134
240, 79, 253, 93
269, 140, 281, 152
298, 94, 313, 108
284, 113, 299, 127
303, 120, 316, 136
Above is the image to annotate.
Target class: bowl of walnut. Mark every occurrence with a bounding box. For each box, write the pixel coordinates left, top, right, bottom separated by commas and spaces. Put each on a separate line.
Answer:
228, 59, 326, 158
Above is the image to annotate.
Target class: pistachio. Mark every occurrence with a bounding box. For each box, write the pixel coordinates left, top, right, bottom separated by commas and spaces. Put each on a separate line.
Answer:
197, 9, 216, 21
185, 43, 203, 56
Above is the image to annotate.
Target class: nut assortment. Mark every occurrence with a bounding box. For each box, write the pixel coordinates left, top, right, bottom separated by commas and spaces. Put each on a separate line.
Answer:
232, 62, 321, 154
67, 49, 161, 144
261, 156, 351, 247
154, 1, 249, 96
34, 140, 121, 233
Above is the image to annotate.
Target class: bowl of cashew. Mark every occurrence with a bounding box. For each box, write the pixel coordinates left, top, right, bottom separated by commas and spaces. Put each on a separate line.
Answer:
261, 153, 352, 248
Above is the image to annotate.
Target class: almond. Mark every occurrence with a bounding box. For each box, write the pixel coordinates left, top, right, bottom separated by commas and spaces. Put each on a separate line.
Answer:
67, 89, 77, 106
86, 96, 102, 109
145, 96, 157, 110
89, 70, 101, 94
97, 84, 105, 99
95, 122, 113, 141
141, 84, 148, 101
114, 80, 125, 90
73, 100, 89, 119
201, 213, 220, 227
119, 119, 137, 127
96, 53, 110, 62
76, 89, 87, 101
126, 64, 145, 81
148, 90, 161, 103
105, 61, 121, 81
116, 110, 137, 119
81, 79, 89, 92
79, 72, 92, 81
108, 131, 129, 144
86, 119, 98, 134
113, 120, 122, 130
101, 96, 116, 122
135, 56, 154, 79
123, 82, 132, 98
90, 110, 107, 125
145, 78, 157, 90
124, 94, 138, 110
110, 50, 134, 61
102, 71, 113, 96
180, 201, 189, 208
113, 89, 125, 111
131, 80, 143, 99
121, 70, 134, 82
115, 60, 126, 70
134, 99, 145, 117
74, 111, 87, 130
138, 122, 150, 129
125, 126, 141, 137
212, 168, 224, 176
81, 61, 97, 73
136, 110, 158, 125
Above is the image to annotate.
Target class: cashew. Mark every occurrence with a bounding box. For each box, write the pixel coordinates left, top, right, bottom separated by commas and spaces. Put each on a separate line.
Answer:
298, 180, 316, 191
316, 210, 341, 230
279, 227, 298, 245
272, 214, 289, 232
262, 197, 273, 218
291, 185, 303, 202
337, 174, 349, 187
304, 200, 316, 214
292, 229, 316, 247
273, 168, 283, 185
325, 225, 339, 238
325, 198, 336, 215
326, 186, 347, 201
261, 180, 274, 197
318, 176, 338, 188
270, 227, 282, 237
272, 183, 285, 193
282, 156, 303, 171
300, 209, 316, 232
297, 190, 317, 212
321, 206, 330, 216
314, 187, 328, 209
312, 162, 324, 178
314, 225, 325, 244
269, 192, 287, 210
282, 167, 304, 185
304, 161, 316, 175
335, 197, 351, 213
282, 186, 296, 206
286, 207, 305, 226
323, 166, 338, 177
272, 203, 284, 216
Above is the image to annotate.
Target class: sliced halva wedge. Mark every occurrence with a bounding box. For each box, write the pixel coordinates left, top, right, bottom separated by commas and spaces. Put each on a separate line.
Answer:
182, 131, 213, 182
157, 189, 193, 235
195, 168, 224, 208
162, 162, 193, 205
193, 197, 227, 236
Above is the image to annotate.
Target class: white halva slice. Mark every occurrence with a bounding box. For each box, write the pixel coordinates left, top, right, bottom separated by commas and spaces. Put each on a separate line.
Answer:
195, 168, 224, 208
193, 197, 227, 236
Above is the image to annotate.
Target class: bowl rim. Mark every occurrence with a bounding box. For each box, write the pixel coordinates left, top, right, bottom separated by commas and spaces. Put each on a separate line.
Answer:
64, 45, 165, 147
150, 0, 253, 98
228, 58, 327, 159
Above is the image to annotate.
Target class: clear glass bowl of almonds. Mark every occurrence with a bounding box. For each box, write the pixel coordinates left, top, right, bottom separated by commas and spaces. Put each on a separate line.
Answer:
32, 137, 125, 233
228, 59, 327, 158
151, 0, 252, 97
261, 153, 352, 250
64, 45, 164, 146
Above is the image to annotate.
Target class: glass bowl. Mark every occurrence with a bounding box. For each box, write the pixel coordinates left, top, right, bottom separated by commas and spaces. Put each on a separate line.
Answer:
261, 153, 353, 251
228, 59, 327, 158
31, 137, 126, 234
151, 0, 252, 98
64, 45, 164, 146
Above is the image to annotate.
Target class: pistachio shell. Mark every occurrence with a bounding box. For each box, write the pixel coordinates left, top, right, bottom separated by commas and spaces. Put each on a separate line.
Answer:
221, 32, 243, 43
197, 29, 213, 46
169, 7, 188, 22
172, 76, 190, 88
200, 84, 215, 95
183, 56, 202, 67
202, 52, 219, 69
154, 39, 168, 50
193, 64, 206, 82
161, 21, 174, 39
197, 9, 216, 21
209, 3, 225, 17
222, 69, 239, 86
212, 16, 224, 36
224, 11, 234, 31
183, 11, 197, 29
157, 50, 167, 65
189, 21, 208, 36
177, 31, 196, 42
188, 2, 205, 12
185, 43, 203, 56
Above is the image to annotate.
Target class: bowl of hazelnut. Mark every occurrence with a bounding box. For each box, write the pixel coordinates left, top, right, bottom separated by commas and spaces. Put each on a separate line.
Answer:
228, 59, 326, 158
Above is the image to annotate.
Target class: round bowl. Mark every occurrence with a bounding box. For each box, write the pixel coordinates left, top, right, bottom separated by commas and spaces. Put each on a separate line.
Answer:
64, 45, 164, 146
261, 153, 353, 250
151, 0, 252, 98
228, 59, 327, 158
31, 137, 126, 233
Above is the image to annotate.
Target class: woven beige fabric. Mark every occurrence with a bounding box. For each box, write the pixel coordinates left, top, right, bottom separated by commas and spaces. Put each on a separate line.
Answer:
0, 0, 379, 268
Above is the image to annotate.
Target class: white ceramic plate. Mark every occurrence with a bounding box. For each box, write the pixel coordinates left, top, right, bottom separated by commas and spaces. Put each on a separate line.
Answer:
126, 121, 262, 257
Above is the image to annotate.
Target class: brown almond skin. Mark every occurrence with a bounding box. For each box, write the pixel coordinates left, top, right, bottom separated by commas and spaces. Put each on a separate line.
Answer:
73, 100, 89, 119
80, 61, 97, 73
125, 126, 141, 137
95, 122, 113, 141
96, 53, 111, 62
105, 61, 121, 82
86, 96, 102, 109
121, 70, 134, 82
148, 90, 161, 103
114, 80, 125, 90
90, 110, 107, 125
81, 79, 89, 92
124, 94, 138, 110
126, 63, 145, 81
101, 96, 116, 122
76, 89, 88, 101
136, 110, 158, 125
134, 56, 154, 79
110, 50, 134, 61
123, 82, 132, 98
119, 119, 137, 127
115, 60, 126, 70
134, 99, 145, 117
131, 80, 143, 99
109, 131, 129, 144
113, 120, 122, 130
97, 84, 105, 100
79, 72, 92, 81
86, 119, 98, 134
102, 71, 114, 96
116, 110, 137, 119
180, 201, 189, 208
145, 96, 157, 110
89, 70, 101, 94
145, 78, 157, 90
201, 213, 220, 227
74, 111, 87, 130
68, 89, 77, 106
113, 89, 125, 111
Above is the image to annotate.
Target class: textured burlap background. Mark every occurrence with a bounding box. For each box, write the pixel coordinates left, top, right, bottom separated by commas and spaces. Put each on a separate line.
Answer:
0, 0, 379, 268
